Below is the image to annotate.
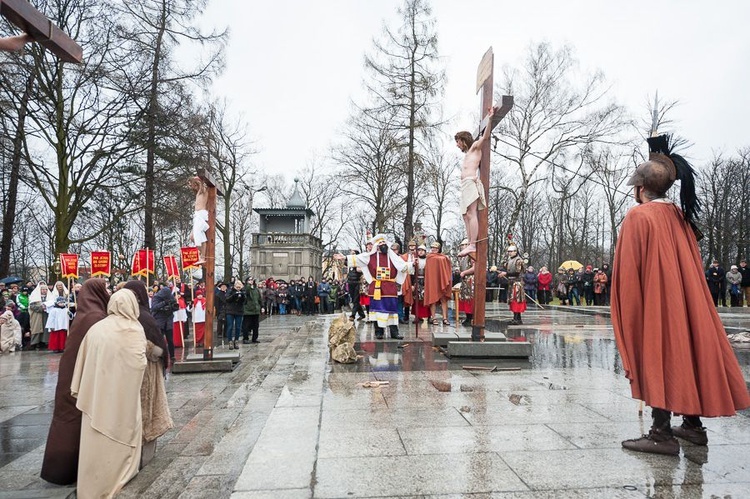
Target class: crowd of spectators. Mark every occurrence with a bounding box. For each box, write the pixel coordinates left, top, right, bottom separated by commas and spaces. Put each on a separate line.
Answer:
2, 256, 748, 352
484, 263, 612, 306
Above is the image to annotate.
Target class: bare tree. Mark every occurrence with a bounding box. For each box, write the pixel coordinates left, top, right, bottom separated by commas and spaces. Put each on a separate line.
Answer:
201, 100, 258, 280
493, 42, 626, 239
590, 145, 634, 262
14, 0, 138, 264
258, 174, 289, 209
332, 107, 406, 234
421, 143, 457, 247
363, 0, 445, 241
697, 152, 750, 266
0, 70, 34, 276
117, 0, 227, 249
297, 160, 347, 248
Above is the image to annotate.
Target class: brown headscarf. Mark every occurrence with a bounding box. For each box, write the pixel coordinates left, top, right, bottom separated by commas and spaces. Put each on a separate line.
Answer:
124, 280, 169, 370
41, 278, 110, 485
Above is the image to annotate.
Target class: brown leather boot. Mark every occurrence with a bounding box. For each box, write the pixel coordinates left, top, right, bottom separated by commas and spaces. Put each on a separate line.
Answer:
622, 429, 679, 456
671, 423, 708, 446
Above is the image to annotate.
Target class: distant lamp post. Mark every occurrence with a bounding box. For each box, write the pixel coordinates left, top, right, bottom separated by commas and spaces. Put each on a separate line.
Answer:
53, 256, 61, 281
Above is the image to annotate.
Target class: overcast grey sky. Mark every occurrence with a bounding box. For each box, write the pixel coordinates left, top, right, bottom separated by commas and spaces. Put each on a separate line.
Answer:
200, 0, 750, 183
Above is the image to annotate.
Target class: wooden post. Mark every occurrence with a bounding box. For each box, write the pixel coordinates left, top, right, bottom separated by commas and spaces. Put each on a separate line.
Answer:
471, 47, 514, 342
197, 169, 221, 360
0, 0, 82, 62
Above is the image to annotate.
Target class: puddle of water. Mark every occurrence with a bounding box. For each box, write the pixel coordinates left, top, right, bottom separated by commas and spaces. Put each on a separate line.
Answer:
330, 311, 750, 381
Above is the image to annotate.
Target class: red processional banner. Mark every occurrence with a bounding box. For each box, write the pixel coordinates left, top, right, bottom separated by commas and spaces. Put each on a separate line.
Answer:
180, 246, 200, 270
60, 253, 79, 279
90, 251, 111, 277
163, 255, 180, 279
131, 249, 155, 277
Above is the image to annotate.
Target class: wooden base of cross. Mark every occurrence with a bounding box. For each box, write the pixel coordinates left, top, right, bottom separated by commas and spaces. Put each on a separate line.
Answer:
1, 0, 82, 62
471, 47, 513, 342
196, 168, 221, 360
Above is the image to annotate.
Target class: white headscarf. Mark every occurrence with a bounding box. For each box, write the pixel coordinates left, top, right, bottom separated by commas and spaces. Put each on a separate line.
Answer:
29, 282, 49, 304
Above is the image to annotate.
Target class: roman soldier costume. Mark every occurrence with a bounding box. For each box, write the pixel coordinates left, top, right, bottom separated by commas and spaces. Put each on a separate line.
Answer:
612, 133, 750, 455
502, 243, 527, 324
457, 239, 475, 326
411, 245, 430, 321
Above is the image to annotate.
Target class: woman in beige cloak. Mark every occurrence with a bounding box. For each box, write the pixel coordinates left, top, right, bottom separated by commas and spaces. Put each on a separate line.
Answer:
71, 289, 147, 498
123, 280, 173, 467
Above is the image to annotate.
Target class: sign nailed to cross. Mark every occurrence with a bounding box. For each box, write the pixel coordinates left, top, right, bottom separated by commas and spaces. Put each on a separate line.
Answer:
0, 0, 82, 62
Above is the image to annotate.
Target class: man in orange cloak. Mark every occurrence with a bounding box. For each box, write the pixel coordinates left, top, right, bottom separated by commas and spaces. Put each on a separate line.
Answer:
612, 134, 750, 455
424, 242, 453, 326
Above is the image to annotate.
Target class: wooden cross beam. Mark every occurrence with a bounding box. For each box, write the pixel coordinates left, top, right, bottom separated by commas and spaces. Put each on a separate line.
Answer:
196, 168, 221, 360
0, 0, 82, 63
471, 47, 513, 342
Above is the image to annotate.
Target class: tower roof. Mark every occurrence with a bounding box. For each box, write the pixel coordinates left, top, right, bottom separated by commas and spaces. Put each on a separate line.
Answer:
286, 178, 305, 209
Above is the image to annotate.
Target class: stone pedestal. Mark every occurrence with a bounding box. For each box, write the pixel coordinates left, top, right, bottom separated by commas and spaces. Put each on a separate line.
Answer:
172, 351, 240, 373
447, 340, 532, 358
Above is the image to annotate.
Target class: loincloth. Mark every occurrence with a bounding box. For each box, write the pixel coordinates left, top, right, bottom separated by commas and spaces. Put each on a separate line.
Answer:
193, 210, 209, 245
460, 177, 487, 215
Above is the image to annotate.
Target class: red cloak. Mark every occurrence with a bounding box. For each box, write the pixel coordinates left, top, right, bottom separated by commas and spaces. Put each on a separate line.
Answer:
611, 201, 750, 417
424, 253, 452, 306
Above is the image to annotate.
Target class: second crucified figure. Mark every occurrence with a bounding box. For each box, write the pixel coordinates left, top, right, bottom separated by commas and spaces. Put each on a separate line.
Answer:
189, 176, 208, 265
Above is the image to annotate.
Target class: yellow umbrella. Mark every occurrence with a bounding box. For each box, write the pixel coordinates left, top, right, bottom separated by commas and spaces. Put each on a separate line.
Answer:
559, 260, 583, 271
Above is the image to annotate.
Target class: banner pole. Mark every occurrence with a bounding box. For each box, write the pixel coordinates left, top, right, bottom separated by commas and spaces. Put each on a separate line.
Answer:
190, 270, 196, 352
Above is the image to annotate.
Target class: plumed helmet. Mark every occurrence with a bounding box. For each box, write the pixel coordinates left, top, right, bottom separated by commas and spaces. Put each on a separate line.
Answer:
417, 245, 427, 251
628, 134, 700, 223
507, 244, 518, 252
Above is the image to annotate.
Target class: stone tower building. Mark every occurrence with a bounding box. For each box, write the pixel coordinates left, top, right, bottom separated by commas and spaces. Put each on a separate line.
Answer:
250, 179, 323, 282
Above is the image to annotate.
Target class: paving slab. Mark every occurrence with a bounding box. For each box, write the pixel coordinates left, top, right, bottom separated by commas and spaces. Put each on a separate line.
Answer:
1, 309, 749, 498
447, 340, 532, 358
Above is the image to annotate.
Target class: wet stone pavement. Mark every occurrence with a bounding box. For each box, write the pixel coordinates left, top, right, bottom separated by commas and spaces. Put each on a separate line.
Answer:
0, 304, 749, 498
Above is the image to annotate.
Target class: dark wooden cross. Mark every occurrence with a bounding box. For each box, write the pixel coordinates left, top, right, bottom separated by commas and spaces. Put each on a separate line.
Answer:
471, 47, 513, 342
1, 0, 82, 62
197, 168, 222, 360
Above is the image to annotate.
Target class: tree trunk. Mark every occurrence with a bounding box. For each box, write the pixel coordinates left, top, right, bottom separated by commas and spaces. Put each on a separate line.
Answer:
0, 74, 33, 276
403, 64, 417, 242
143, 3, 167, 249
223, 195, 232, 280
53, 60, 71, 259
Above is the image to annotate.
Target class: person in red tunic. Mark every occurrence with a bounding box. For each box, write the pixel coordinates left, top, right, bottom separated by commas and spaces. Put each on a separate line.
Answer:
192, 291, 206, 347
424, 242, 453, 326
612, 134, 750, 455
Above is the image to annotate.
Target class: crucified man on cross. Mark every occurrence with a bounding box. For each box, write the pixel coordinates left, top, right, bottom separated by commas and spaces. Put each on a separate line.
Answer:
455, 106, 497, 258
189, 176, 209, 266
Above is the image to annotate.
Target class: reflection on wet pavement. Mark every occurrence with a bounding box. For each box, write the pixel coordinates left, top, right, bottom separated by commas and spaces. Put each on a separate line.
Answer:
0, 306, 748, 498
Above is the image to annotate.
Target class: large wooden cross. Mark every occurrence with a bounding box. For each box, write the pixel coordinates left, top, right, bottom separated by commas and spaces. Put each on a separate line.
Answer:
471, 47, 513, 342
1, 0, 82, 62
197, 169, 222, 360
